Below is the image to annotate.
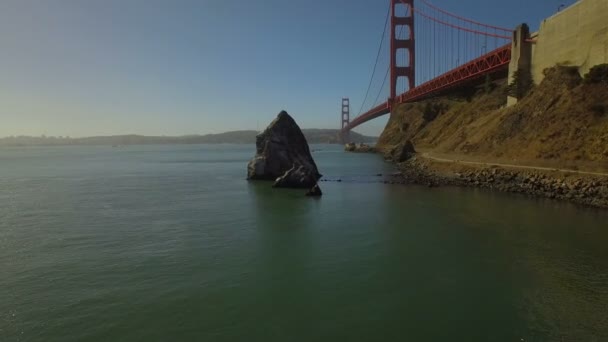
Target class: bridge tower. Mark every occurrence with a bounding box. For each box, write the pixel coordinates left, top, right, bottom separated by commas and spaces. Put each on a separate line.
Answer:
390, 0, 415, 101
341, 97, 350, 143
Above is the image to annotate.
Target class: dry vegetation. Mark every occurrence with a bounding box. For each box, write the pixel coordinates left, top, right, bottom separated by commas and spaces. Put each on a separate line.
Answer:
377, 65, 608, 172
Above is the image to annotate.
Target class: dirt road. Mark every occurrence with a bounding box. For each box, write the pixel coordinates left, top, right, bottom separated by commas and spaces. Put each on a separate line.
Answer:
420, 152, 608, 178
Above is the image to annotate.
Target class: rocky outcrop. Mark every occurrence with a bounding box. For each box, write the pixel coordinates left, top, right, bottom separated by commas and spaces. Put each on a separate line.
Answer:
344, 143, 375, 153
247, 111, 322, 190
390, 140, 416, 162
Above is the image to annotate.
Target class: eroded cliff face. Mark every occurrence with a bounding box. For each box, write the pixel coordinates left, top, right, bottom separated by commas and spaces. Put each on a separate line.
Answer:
377, 66, 608, 170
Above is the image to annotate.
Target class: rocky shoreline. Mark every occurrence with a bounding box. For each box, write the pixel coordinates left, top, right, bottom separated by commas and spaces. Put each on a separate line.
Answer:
344, 147, 608, 208
395, 157, 608, 208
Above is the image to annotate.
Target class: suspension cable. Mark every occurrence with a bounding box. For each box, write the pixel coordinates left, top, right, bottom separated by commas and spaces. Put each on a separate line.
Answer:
372, 11, 407, 107
418, 0, 511, 32
413, 7, 511, 40
357, 1, 391, 116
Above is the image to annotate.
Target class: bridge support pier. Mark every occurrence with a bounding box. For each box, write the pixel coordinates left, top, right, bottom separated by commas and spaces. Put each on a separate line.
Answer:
507, 24, 532, 106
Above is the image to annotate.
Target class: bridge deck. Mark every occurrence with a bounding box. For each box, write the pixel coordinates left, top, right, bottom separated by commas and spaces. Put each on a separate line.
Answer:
344, 44, 511, 132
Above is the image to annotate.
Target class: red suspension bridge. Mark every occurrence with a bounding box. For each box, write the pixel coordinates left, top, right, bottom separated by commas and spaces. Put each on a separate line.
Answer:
342, 0, 514, 140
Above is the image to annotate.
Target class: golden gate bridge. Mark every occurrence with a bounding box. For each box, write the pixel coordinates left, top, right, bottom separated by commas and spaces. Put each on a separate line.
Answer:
342, 0, 514, 141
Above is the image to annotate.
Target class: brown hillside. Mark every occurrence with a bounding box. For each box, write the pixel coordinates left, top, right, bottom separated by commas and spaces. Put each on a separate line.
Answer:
377, 66, 608, 171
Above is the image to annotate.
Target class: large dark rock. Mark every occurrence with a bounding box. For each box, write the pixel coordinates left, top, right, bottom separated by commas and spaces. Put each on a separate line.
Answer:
247, 111, 321, 188
392, 140, 416, 162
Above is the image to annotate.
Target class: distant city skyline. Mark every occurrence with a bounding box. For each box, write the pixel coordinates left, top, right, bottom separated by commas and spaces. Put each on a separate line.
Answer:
0, 0, 575, 137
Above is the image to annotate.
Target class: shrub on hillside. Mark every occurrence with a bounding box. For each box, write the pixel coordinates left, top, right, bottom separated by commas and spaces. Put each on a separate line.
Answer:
483, 74, 496, 94
507, 68, 534, 99
422, 101, 448, 122
584, 64, 608, 84
589, 103, 606, 117
544, 65, 579, 77
541, 66, 582, 90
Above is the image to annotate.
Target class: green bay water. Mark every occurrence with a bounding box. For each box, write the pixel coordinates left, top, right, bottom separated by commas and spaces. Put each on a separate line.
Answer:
1, 144, 607, 341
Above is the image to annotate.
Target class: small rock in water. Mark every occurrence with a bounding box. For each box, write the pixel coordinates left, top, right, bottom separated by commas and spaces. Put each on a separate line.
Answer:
345, 143, 374, 153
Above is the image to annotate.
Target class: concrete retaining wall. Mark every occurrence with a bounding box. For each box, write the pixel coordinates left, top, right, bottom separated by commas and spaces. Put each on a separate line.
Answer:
531, 0, 608, 84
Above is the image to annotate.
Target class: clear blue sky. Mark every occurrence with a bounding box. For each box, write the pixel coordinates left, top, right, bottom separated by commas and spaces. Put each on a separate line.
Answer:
0, 0, 574, 137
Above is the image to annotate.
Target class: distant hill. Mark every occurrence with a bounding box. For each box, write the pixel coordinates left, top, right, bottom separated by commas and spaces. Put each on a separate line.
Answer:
0, 130, 376, 147
302, 129, 375, 144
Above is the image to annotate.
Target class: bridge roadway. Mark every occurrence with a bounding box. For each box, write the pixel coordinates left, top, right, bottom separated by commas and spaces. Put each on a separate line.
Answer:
344, 44, 512, 132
